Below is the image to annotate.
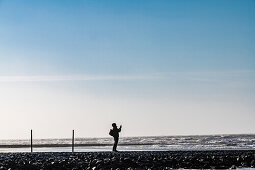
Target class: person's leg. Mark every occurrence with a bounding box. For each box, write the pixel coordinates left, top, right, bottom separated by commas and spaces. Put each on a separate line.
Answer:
113, 137, 119, 151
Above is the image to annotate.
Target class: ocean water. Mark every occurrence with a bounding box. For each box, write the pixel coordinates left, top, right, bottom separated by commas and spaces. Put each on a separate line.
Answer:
0, 134, 254, 152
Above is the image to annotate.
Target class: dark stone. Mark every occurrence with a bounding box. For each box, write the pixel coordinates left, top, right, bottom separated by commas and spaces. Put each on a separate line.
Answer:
0, 150, 254, 169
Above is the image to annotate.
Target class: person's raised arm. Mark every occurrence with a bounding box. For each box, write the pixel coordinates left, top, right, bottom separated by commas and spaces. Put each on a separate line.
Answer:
118, 125, 122, 132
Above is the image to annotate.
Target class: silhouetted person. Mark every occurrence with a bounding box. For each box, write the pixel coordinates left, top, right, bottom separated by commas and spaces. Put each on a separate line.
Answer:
109, 123, 122, 152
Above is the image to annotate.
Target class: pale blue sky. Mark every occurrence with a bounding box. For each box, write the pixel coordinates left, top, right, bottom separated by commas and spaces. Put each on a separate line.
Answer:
0, 0, 254, 139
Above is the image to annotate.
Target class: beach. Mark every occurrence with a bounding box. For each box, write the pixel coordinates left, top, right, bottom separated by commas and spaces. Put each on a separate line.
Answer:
0, 135, 254, 169
0, 150, 255, 169
1, 134, 254, 152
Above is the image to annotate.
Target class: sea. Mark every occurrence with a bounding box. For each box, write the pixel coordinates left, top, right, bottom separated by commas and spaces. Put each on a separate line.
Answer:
0, 134, 254, 152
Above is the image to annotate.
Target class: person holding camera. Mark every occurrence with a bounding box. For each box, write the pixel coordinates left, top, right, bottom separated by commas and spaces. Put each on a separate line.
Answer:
109, 123, 122, 152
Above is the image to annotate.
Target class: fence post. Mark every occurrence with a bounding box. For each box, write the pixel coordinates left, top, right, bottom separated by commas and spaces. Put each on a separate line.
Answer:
31, 129, 33, 153
72, 130, 74, 152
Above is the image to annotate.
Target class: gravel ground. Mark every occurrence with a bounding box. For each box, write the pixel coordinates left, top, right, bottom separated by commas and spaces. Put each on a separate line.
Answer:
0, 150, 254, 169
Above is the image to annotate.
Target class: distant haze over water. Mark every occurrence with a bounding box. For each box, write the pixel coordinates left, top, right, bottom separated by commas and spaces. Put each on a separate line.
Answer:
0, 134, 254, 152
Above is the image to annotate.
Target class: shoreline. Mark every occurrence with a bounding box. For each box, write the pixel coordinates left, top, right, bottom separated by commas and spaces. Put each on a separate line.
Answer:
0, 143, 155, 148
0, 150, 254, 169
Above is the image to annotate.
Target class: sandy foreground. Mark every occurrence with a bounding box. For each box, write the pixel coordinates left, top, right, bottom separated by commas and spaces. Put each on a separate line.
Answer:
0, 150, 254, 169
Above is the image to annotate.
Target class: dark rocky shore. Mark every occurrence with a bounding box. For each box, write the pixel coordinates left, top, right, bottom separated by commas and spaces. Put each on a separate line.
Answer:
0, 150, 255, 169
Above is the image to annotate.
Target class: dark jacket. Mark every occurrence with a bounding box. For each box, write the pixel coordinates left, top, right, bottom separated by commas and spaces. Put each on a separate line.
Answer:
112, 127, 121, 138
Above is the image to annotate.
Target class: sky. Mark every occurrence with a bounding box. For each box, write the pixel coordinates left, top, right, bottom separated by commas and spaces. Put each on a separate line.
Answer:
0, 0, 254, 139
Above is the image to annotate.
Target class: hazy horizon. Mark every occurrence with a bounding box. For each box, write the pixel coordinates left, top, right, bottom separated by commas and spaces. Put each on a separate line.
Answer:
1, 133, 255, 141
0, 0, 254, 139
